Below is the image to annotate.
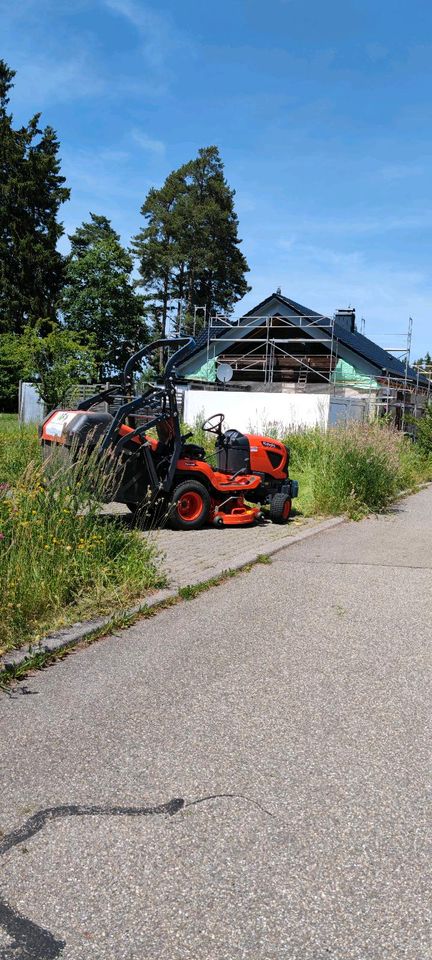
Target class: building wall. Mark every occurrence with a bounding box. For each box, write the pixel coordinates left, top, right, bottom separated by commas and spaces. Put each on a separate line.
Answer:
184, 389, 368, 433
236, 380, 376, 398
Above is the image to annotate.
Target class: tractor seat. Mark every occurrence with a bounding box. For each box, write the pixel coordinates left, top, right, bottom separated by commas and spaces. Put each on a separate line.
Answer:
182, 442, 206, 460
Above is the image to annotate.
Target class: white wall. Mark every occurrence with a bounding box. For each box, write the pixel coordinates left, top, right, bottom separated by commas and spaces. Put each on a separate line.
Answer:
184, 390, 330, 433
184, 389, 369, 434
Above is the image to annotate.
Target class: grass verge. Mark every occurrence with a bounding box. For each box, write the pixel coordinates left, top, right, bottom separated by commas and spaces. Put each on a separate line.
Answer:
0, 415, 165, 653
285, 421, 432, 518
0, 557, 274, 686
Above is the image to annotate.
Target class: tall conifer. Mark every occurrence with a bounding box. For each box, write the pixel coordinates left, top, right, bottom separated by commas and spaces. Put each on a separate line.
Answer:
0, 60, 69, 333
62, 214, 148, 377
133, 146, 250, 337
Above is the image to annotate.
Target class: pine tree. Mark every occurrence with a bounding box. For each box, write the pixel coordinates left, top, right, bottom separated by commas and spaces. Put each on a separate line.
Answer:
62, 213, 148, 378
131, 170, 187, 342
415, 351, 432, 370
177, 146, 251, 327
133, 146, 250, 339
0, 60, 70, 334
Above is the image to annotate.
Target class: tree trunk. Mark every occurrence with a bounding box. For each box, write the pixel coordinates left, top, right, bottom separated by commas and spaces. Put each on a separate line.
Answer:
160, 275, 169, 373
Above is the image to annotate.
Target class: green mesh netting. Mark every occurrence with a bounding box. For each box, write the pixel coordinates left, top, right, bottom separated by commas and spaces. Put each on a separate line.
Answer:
332, 358, 379, 390
184, 358, 217, 382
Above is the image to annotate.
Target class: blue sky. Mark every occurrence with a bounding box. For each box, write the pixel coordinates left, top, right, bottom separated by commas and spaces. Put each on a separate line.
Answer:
2, 0, 432, 356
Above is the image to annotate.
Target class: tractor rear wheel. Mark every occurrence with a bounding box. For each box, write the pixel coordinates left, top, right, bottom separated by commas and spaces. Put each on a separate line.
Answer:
269, 492, 291, 524
169, 480, 211, 530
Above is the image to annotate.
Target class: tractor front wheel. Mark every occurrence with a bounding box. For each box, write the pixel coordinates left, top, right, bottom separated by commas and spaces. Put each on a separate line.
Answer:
269, 492, 291, 524
169, 481, 211, 530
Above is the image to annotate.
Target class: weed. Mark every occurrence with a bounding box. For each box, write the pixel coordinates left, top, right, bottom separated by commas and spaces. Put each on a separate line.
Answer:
0, 415, 40, 485
181, 416, 431, 519
178, 584, 203, 600
178, 568, 237, 601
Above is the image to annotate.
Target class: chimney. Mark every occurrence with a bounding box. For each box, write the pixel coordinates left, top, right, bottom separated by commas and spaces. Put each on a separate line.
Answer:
334, 308, 356, 333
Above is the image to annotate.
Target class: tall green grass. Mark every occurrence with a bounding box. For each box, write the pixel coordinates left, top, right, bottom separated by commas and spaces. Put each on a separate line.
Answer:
0, 416, 164, 653
285, 422, 432, 518
0, 414, 41, 485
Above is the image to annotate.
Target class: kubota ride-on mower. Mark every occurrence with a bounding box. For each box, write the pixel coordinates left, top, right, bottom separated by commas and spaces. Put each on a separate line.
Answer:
40, 337, 298, 530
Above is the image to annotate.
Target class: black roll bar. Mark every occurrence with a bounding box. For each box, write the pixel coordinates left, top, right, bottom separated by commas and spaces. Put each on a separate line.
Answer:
164, 337, 195, 378
123, 337, 195, 389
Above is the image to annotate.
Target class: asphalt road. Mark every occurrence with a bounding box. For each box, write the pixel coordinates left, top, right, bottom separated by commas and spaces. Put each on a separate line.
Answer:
1, 488, 431, 959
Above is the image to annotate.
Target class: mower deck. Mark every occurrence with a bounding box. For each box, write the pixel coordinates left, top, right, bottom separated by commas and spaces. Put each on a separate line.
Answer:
211, 503, 261, 527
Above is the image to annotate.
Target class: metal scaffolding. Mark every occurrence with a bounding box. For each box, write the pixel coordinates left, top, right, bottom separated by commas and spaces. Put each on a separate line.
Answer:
202, 312, 336, 385
194, 310, 428, 425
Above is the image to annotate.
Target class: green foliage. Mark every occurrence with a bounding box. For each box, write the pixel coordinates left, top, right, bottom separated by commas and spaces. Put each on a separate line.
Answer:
0, 333, 33, 411
0, 325, 96, 413
0, 415, 40, 484
414, 351, 432, 369
21, 324, 97, 409
415, 404, 432, 454
0, 418, 164, 652
0, 60, 70, 334
133, 146, 250, 347
133, 169, 187, 345
62, 214, 148, 376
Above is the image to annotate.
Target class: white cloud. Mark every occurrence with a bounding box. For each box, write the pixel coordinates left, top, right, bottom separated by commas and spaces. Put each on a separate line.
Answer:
102, 0, 192, 76
2, 0, 187, 109
131, 129, 165, 155
12, 52, 105, 106
103, 0, 170, 66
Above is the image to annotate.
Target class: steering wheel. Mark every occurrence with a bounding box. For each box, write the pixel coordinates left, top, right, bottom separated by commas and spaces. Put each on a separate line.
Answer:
201, 413, 225, 435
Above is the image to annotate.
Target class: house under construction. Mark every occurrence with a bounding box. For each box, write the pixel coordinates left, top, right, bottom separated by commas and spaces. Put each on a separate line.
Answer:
177, 292, 430, 429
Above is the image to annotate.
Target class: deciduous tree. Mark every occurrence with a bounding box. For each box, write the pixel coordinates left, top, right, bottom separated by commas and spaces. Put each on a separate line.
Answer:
23, 324, 97, 410
0, 333, 32, 411
62, 214, 148, 377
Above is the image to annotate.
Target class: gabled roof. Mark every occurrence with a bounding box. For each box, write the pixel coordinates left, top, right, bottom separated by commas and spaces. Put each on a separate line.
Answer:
180, 293, 427, 385
189, 321, 229, 353
249, 294, 423, 382
244, 293, 324, 321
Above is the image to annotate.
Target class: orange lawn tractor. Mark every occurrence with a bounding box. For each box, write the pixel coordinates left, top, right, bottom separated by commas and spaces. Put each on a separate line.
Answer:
40, 337, 298, 530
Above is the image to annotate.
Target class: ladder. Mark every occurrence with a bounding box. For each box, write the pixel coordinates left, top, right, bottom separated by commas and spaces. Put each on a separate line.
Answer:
297, 368, 308, 390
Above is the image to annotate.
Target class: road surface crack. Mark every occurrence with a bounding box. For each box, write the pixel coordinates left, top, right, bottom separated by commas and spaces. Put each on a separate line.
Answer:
0, 792, 280, 959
